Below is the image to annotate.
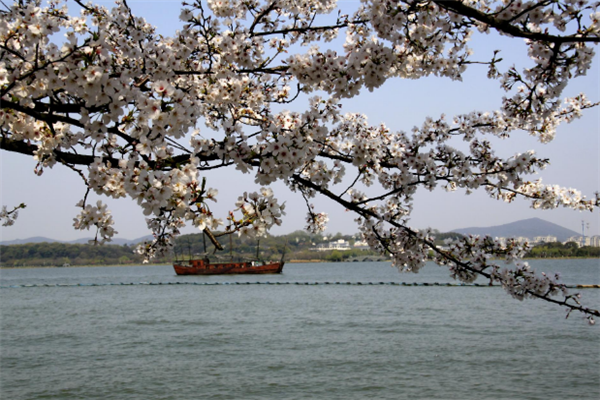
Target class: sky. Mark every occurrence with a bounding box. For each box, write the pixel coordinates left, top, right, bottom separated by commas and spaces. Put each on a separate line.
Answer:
1, 0, 599, 242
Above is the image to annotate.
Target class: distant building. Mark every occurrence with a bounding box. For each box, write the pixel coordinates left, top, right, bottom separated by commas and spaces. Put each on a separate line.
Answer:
515, 237, 530, 244
313, 239, 351, 251
565, 236, 580, 247
353, 240, 370, 250
590, 236, 600, 247
565, 236, 591, 247
533, 236, 557, 244
489, 237, 530, 246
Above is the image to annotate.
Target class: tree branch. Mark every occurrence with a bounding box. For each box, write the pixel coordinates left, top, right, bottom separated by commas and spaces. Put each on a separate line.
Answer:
433, 0, 600, 43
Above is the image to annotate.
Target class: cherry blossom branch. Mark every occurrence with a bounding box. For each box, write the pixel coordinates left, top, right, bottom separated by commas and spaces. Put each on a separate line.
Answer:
433, 0, 600, 43
0, 203, 26, 227
291, 173, 599, 320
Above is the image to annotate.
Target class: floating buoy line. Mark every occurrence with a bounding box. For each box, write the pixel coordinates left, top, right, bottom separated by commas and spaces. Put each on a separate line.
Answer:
1, 282, 599, 289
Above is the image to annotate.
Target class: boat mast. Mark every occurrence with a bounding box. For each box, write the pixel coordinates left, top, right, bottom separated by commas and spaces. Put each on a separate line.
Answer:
279, 238, 287, 264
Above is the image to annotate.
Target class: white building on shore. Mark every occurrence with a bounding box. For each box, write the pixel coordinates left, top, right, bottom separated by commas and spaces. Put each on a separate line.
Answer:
475, 234, 599, 248
353, 240, 371, 250
313, 239, 351, 251
565, 236, 595, 247
532, 236, 558, 244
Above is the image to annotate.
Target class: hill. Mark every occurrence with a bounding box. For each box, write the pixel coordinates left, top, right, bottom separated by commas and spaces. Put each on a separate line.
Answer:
0, 236, 56, 245
451, 218, 579, 242
0, 235, 153, 246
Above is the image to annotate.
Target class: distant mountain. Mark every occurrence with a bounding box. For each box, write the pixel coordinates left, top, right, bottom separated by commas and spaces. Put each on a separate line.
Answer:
451, 218, 579, 242
0, 236, 57, 245
67, 237, 134, 245
0, 235, 153, 246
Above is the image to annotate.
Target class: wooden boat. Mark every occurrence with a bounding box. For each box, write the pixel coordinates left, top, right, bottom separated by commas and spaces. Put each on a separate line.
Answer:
173, 258, 284, 275
173, 228, 285, 275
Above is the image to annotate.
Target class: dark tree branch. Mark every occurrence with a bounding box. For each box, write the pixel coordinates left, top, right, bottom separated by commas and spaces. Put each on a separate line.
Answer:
291, 173, 600, 317
0, 136, 223, 170
433, 0, 600, 43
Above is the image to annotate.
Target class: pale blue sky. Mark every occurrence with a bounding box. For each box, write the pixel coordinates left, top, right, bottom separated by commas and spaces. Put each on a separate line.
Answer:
1, 1, 598, 241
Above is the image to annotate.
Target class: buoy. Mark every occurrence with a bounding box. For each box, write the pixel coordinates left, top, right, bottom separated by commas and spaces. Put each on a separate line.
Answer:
1, 281, 598, 289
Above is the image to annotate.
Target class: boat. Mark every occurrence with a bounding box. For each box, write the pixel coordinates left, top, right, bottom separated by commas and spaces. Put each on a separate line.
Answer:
173, 229, 285, 275
173, 258, 284, 275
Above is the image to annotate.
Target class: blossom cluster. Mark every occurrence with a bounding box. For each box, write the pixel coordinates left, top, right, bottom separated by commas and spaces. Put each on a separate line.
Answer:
357, 217, 433, 273
436, 234, 577, 309
0, 204, 26, 227
305, 212, 329, 234
72, 200, 117, 244
229, 187, 286, 237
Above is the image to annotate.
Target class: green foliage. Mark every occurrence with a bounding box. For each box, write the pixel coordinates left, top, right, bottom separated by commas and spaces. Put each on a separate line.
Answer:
8, 231, 591, 268
0, 242, 144, 267
327, 250, 344, 262
526, 242, 600, 258
432, 232, 465, 246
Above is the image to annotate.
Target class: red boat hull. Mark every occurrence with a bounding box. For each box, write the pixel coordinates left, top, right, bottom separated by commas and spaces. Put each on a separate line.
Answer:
173, 259, 284, 275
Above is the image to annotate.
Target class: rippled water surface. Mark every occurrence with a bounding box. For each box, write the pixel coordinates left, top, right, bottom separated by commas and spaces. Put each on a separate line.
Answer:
1, 260, 599, 399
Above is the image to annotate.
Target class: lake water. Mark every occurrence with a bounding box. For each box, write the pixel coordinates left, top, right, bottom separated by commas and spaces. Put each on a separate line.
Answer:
1, 260, 599, 399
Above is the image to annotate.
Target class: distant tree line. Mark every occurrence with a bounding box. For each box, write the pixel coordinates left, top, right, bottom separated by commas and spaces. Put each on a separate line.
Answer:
0, 242, 143, 267
525, 242, 600, 259
0, 231, 372, 267
168, 230, 466, 263
9, 231, 594, 268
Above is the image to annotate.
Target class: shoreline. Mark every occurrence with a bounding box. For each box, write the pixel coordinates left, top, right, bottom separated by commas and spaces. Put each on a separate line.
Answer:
2, 257, 599, 269
0, 263, 171, 270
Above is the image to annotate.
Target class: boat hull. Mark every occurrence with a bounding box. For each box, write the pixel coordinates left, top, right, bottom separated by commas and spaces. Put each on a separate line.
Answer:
173, 260, 284, 275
